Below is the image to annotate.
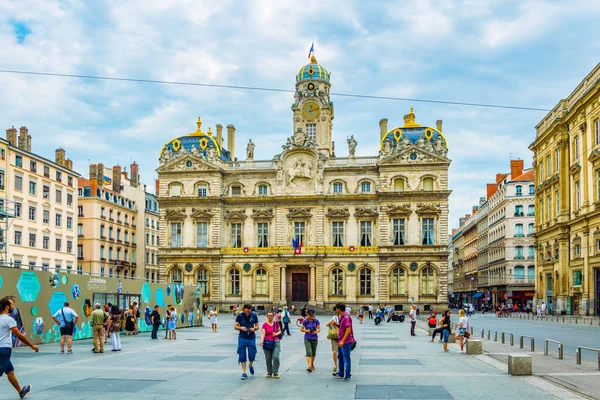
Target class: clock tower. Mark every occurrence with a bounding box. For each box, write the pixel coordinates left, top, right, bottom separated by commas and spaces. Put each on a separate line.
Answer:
292, 55, 335, 157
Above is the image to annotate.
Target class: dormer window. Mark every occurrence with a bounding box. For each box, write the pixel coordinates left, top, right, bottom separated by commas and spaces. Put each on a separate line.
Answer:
170, 184, 182, 197
394, 179, 405, 192
258, 184, 268, 195
197, 183, 207, 197
423, 177, 434, 191
361, 182, 371, 193
231, 185, 242, 196
333, 182, 343, 194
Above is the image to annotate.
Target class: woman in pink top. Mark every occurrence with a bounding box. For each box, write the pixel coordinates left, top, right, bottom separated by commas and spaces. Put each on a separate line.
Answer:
260, 311, 282, 379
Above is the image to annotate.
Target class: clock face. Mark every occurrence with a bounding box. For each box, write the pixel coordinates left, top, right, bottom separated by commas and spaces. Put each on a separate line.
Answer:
302, 101, 320, 121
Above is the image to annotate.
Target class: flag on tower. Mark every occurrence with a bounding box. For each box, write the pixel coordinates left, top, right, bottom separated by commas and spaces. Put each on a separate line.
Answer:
308, 42, 314, 59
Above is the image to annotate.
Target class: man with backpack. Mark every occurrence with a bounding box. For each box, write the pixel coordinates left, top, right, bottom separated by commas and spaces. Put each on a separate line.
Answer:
281, 306, 291, 336
52, 301, 79, 354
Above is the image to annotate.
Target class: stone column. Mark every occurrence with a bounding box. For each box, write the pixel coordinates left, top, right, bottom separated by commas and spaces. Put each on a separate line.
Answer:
281, 266, 287, 304
310, 265, 316, 303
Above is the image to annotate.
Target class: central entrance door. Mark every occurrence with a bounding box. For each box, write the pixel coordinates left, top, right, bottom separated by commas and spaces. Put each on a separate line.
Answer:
292, 273, 309, 302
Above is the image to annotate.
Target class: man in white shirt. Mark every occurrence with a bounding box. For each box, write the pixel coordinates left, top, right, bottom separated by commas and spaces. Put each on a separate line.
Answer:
541, 302, 547, 318
368, 305, 373, 320
1, 296, 38, 398
409, 304, 417, 336
52, 301, 79, 354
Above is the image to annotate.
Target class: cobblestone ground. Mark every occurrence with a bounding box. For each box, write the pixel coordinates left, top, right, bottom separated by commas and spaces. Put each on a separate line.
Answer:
2, 313, 588, 399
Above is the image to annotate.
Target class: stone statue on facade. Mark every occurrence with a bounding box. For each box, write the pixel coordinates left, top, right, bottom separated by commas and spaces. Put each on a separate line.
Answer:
276, 165, 284, 187
293, 128, 306, 146
347, 135, 357, 157
207, 146, 218, 162
434, 135, 447, 157
160, 147, 173, 165
246, 139, 255, 160
397, 136, 411, 154
416, 136, 426, 149
190, 144, 201, 157
381, 139, 392, 158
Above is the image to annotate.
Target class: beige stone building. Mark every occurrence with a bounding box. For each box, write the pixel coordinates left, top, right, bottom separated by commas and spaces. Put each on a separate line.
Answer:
156, 56, 451, 311
530, 63, 600, 315
144, 192, 160, 282
1, 127, 79, 272
77, 163, 146, 278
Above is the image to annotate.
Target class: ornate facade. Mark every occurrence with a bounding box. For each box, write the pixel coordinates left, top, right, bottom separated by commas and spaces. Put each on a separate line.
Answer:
156, 56, 451, 311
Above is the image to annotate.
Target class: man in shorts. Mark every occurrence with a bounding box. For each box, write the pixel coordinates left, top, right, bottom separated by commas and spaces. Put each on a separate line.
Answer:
1, 296, 38, 398
52, 301, 79, 354
234, 303, 259, 380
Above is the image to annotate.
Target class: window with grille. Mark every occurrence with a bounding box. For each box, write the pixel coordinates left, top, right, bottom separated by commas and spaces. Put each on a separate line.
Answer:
231, 223, 242, 247
361, 182, 371, 193
171, 268, 183, 283
330, 268, 344, 295
333, 182, 343, 193
171, 223, 182, 248
294, 222, 305, 245
392, 218, 405, 245
258, 185, 268, 195
332, 221, 344, 247
421, 267, 434, 294
257, 223, 269, 248
255, 268, 267, 295
197, 268, 209, 295
359, 268, 372, 295
421, 218, 435, 245
360, 221, 372, 246
229, 269, 240, 295
197, 222, 208, 247
305, 123, 316, 142
391, 267, 406, 295
197, 184, 207, 197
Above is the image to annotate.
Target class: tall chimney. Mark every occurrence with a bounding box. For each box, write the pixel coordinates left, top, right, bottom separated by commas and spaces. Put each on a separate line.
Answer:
130, 161, 139, 188
65, 159, 73, 170
227, 124, 236, 160
487, 183, 498, 199
89, 164, 97, 180
155, 179, 160, 196
90, 177, 98, 197
55, 148, 66, 167
496, 173, 507, 184
6, 126, 17, 146
436, 120, 443, 132
510, 159, 524, 179
97, 163, 104, 186
216, 124, 223, 147
26, 134, 32, 152
379, 118, 388, 140
18, 127, 28, 150
112, 165, 122, 193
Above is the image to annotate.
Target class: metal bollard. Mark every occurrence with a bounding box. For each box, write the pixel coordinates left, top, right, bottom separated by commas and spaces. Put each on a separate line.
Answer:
481, 329, 484, 338
494, 331, 498, 342
470, 326, 474, 335
544, 339, 564, 360
487, 330, 490, 340
520, 336, 535, 351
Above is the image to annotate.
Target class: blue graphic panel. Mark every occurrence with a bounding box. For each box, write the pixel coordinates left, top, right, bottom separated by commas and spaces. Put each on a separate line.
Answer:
0, 273, 3, 289
16, 271, 41, 302
48, 292, 68, 317
141, 282, 151, 303
155, 287, 165, 308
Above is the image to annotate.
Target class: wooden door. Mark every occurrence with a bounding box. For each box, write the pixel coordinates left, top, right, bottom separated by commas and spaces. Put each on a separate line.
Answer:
292, 273, 309, 302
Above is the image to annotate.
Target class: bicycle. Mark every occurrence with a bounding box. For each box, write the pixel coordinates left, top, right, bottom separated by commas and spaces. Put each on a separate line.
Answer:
296, 317, 305, 327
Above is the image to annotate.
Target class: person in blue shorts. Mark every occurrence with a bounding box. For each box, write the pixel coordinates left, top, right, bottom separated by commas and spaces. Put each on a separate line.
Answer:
234, 303, 259, 380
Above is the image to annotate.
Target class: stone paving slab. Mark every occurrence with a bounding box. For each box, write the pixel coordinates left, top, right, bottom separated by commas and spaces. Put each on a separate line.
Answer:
0, 312, 590, 399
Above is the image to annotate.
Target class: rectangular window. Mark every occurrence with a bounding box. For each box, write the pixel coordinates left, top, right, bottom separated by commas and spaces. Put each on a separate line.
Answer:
422, 218, 435, 245
55, 190, 62, 204
197, 184, 207, 197
528, 204, 535, 216
67, 193, 73, 206
100, 246, 105, 259
555, 190, 560, 215
14, 202, 22, 218
528, 246, 535, 259
15, 154, 22, 167
0, 170, 4, 190
67, 216, 73, 230
294, 222, 305, 246
43, 210, 49, 224
546, 155, 551, 177
231, 223, 242, 247
43, 185, 50, 199
56, 213, 62, 227
547, 195, 551, 221
41, 262, 49, 271
333, 182, 343, 193
575, 181, 581, 209
56, 171, 62, 182
43, 236, 49, 250
540, 201, 544, 223
231, 186, 241, 196
67, 240, 72, 253
43, 165, 49, 177
516, 186, 522, 196
14, 175, 22, 191
14, 231, 21, 245
392, 218, 405, 245
258, 185, 268, 195
55, 238, 62, 252
28, 206, 36, 221
575, 244, 581, 257
596, 119, 600, 146
573, 270, 583, 286
361, 182, 371, 193
555, 149, 559, 172
29, 180, 36, 195
305, 123, 316, 142
257, 222, 269, 248
360, 221, 372, 246
77, 245, 84, 258
197, 222, 208, 247
170, 223, 182, 248
29, 233, 36, 247
574, 136, 579, 160
30, 160, 36, 172
332, 221, 344, 247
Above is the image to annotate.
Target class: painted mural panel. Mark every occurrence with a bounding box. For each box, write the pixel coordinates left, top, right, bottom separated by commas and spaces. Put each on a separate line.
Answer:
0, 267, 202, 346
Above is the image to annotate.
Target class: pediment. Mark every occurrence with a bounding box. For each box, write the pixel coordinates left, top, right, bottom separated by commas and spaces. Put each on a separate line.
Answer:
589, 149, 600, 164
416, 203, 441, 215
251, 208, 274, 220
224, 209, 247, 220
157, 154, 218, 173
287, 208, 312, 219
387, 204, 412, 216
380, 147, 447, 165
166, 208, 187, 220
569, 162, 581, 175
326, 207, 350, 219
354, 207, 378, 218
191, 208, 212, 220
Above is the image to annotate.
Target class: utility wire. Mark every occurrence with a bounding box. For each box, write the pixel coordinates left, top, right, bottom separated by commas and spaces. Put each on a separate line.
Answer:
0, 68, 552, 112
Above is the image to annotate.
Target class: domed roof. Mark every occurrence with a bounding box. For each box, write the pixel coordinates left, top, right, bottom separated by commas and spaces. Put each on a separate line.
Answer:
296, 55, 330, 83
159, 117, 232, 163
379, 109, 449, 152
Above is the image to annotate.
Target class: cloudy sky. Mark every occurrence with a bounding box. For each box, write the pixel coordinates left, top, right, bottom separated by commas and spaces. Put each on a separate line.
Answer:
1, 0, 599, 232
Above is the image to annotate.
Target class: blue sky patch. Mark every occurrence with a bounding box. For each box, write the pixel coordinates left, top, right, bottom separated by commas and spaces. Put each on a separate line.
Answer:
11, 20, 31, 44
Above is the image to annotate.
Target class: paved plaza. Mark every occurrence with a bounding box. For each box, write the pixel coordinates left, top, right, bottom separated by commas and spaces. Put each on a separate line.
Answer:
2, 312, 593, 400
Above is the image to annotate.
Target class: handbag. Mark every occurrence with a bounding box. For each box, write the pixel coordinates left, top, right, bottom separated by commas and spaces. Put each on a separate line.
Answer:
327, 322, 339, 340
465, 331, 471, 339
61, 309, 74, 330
263, 323, 276, 350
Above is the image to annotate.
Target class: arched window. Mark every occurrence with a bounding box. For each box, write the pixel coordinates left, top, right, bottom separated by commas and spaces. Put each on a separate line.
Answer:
258, 184, 268, 195
170, 183, 183, 197
391, 267, 406, 295
170, 268, 182, 283
231, 185, 242, 196
360, 182, 371, 193
333, 182, 344, 194
513, 266, 525, 280
197, 268, 209, 295
197, 183, 208, 197
359, 268, 372, 296
423, 177, 434, 191
228, 268, 240, 295
255, 268, 267, 295
394, 178, 405, 192
421, 267, 434, 294
330, 268, 344, 295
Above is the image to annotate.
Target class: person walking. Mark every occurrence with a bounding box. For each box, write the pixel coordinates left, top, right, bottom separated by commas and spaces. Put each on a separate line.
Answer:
455, 309, 469, 352
125, 307, 136, 336
150, 305, 161, 340
409, 304, 417, 336
440, 310, 452, 352
281, 306, 291, 336
52, 301, 79, 354
368, 304, 373, 320
167, 306, 177, 340
357, 306, 364, 324
536, 303, 541, 318
541, 302, 547, 318
209, 308, 218, 333
327, 309, 340, 372
107, 305, 122, 352
235, 304, 259, 380
301, 310, 320, 372
91, 303, 110, 353
164, 305, 171, 339
260, 311, 282, 379
203, 303, 208, 317
1, 297, 38, 398
332, 302, 354, 382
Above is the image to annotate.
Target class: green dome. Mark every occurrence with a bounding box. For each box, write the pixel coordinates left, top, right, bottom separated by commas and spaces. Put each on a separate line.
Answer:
296, 56, 330, 82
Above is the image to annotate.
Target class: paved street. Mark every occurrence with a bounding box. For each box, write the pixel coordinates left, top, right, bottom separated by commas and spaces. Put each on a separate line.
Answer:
1, 313, 588, 400
463, 312, 600, 357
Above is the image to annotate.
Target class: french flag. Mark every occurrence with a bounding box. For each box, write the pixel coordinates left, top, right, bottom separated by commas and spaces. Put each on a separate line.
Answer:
292, 238, 303, 255
308, 42, 314, 59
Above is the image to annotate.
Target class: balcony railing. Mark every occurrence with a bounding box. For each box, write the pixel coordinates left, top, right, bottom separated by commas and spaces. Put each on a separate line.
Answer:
220, 245, 380, 255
